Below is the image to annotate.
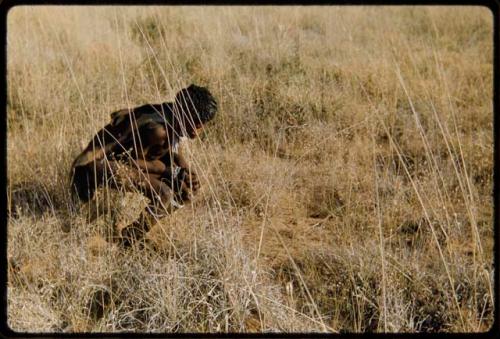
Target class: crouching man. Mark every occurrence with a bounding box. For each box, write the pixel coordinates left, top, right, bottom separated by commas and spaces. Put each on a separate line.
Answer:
70, 84, 217, 245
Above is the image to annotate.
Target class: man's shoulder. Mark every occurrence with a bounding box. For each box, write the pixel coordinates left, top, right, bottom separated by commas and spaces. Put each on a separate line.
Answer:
110, 102, 172, 128
135, 102, 173, 126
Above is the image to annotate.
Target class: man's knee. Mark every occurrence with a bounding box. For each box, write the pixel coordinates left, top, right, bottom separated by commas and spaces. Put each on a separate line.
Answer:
149, 180, 174, 204
147, 180, 180, 216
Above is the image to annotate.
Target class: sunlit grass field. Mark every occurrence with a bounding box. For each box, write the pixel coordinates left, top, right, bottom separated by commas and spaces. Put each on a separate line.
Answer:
7, 6, 494, 332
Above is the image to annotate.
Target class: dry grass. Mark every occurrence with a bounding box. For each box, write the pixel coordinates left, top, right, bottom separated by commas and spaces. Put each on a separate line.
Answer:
7, 5, 494, 333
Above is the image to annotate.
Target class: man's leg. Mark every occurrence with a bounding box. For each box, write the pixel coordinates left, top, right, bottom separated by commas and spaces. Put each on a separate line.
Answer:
71, 156, 127, 204
75, 158, 176, 246
109, 163, 178, 246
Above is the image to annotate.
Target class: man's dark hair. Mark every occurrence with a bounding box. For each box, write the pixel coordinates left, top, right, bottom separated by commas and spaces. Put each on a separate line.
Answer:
174, 84, 217, 125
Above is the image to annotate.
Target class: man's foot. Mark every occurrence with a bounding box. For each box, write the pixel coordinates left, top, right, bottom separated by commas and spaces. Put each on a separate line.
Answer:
118, 219, 150, 248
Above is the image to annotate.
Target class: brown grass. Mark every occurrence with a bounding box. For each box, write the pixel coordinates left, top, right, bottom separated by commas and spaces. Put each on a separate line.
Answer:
7, 5, 494, 333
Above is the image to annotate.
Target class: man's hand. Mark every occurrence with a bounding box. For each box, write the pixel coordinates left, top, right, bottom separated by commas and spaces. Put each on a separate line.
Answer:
176, 168, 200, 202
183, 168, 200, 192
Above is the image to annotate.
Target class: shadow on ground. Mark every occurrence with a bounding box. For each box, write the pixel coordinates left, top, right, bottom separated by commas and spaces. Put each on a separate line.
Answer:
7, 181, 70, 218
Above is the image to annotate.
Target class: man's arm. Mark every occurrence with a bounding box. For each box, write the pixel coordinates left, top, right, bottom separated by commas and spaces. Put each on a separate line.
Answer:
172, 150, 189, 169
174, 150, 199, 185
169, 149, 200, 198
129, 159, 166, 175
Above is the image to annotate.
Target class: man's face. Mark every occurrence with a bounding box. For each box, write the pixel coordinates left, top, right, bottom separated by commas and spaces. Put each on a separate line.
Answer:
186, 121, 203, 139
172, 115, 202, 139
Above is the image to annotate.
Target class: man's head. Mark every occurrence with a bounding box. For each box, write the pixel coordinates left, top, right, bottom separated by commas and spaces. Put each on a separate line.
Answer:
172, 84, 217, 138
